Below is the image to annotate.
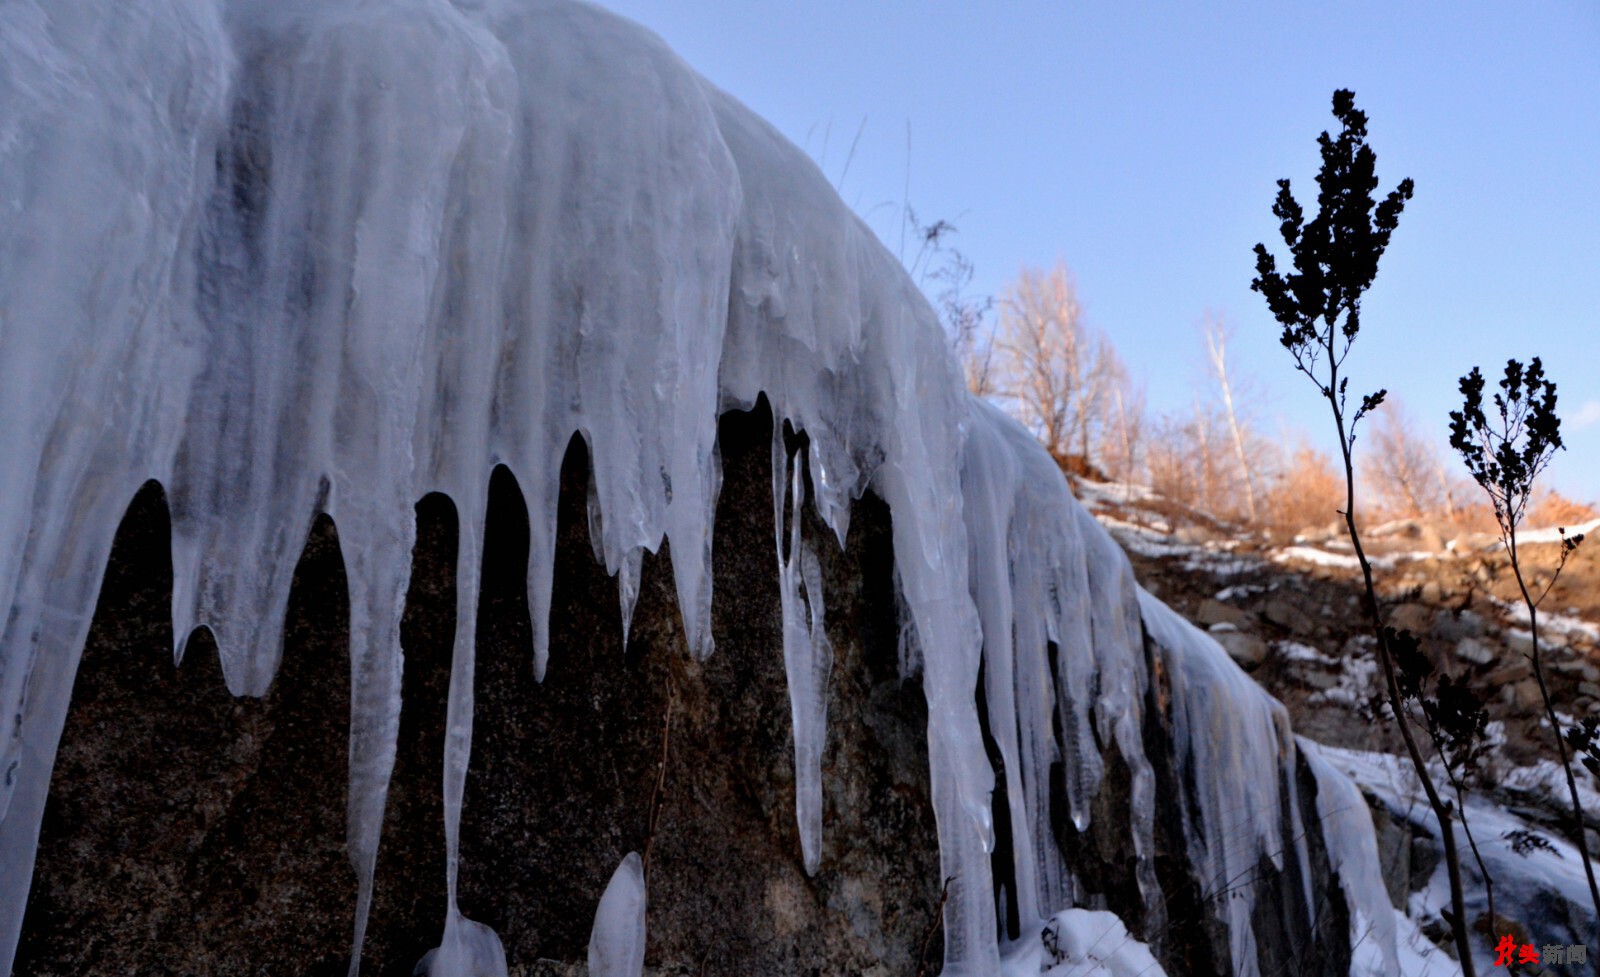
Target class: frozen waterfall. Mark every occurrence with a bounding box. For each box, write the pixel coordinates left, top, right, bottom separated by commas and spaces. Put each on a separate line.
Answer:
0, 1, 1405, 974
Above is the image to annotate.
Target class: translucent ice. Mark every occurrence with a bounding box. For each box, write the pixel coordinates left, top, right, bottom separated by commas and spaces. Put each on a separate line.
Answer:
588, 852, 647, 977
1139, 589, 1307, 977
775, 434, 834, 876
1300, 742, 1400, 977
416, 912, 509, 977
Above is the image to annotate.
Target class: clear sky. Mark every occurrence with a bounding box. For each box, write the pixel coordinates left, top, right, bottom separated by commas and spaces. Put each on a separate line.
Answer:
599, 1, 1600, 503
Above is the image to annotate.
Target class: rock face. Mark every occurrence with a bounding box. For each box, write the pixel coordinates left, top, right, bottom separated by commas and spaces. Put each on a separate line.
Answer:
16, 406, 943, 977
15, 402, 1364, 977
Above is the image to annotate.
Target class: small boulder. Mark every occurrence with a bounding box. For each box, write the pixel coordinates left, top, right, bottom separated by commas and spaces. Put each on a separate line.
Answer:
1214, 631, 1269, 669
1409, 826, 1442, 897
1552, 659, 1600, 683
1296, 669, 1340, 692
1510, 678, 1545, 712
1434, 610, 1486, 642
1485, 659, 1533, 685
1388, 603, 1434, 637
1261, 598, 1316, 637
1364, 796, 1411, 910
1194, 598, 1250, 630
1455, 637, 1497, 667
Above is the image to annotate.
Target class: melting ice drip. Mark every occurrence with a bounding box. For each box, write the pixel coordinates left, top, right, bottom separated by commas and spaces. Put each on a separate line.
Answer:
0, 1, 1404, 974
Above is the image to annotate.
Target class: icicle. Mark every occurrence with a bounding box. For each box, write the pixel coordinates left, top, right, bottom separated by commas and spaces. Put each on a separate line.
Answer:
588, 852, 647, 977
774, 429, 834, 876
415, 911, 508, 977
525, 463, 560, 683
960, 405, 1039, 925
1300, 742, 1401, 977
1080, 509, 1161, 932
672, 442, 723, 661
0, 0, 231, 962
1139, 589, 1297, 977
894, 569, 925, 681
617, 546, 644, 651
438, 513, 485, 923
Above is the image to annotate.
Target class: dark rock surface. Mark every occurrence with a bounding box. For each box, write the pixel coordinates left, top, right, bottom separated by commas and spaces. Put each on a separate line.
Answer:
14, 402, 945, 977
14, 487, 354, 977
14, 399, 1359, 976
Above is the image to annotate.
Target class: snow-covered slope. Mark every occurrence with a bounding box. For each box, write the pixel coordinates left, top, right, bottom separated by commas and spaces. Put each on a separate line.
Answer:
0, 2, 1404, 974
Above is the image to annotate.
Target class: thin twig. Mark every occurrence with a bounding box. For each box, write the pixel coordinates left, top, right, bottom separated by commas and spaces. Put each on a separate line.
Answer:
913, 876, 955, 977
1325, 341, 1478, 975
641, 680, 675, 883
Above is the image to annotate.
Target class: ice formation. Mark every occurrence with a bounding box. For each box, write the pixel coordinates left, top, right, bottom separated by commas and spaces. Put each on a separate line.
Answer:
587, 852, 647, 977
1300, 743, 1403, 977
1000, 909, 1168, 977
0, 1, 1409, 974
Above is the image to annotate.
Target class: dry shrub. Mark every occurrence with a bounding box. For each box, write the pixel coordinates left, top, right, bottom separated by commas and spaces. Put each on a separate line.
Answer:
1262, 445, 1345, 540
1364, 399, 1451, 519
1145, 414, 1200, 531
1528, 488, 1599, 529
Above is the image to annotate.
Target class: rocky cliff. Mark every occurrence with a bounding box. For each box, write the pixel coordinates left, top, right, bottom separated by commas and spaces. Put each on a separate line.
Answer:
14, 401, 1379, 976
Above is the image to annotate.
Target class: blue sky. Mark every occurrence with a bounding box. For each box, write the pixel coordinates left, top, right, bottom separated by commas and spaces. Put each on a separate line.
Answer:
600, 1, 1600, 503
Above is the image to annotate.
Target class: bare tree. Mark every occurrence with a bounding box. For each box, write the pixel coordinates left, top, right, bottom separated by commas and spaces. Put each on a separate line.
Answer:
1146, 412, 1202, 530
1189, 396, 1224, 515
1085, 336, 1133, 477
1144, 401, 1243, 527
1363, 397, 1456, 521
1526, 485, 1597, 528
1096, 369, 1146, 486
1201, 314, 1263, 523
993, 261, 1121, 473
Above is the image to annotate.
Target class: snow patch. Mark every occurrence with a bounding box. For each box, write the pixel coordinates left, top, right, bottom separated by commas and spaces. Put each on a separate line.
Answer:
1000, 908, 1167, 977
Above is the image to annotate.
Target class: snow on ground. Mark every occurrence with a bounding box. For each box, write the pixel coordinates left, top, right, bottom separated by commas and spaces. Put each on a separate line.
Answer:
1389, 910, 1465, 977
1001, 909, 1167, 977
1095, 516, 1261, 576
1276, 640, 1337, 666
1501, 758, 1600, 815
1215, 583, 1266, 601
1512, 518, 1600, 547
1308, 654, 1380, 711
1273, 545, 1400, 572
1072, 480, 1163, 511
1495, 597, 1600, 647
1310, 743, 1597, 975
